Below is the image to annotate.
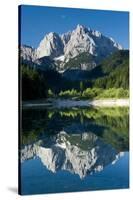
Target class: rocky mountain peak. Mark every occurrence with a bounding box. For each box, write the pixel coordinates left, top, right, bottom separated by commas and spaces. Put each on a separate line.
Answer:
45, 32, 59, 40
37, 32, 64, 59
92, 30, 102, 37
20, 24, 123, 70
61, 31, 72, 46
20, 45, 38, 62
75, 24, 88, 33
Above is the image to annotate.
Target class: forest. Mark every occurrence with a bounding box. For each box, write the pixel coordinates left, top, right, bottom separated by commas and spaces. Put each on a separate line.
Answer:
21, 50, 129, 100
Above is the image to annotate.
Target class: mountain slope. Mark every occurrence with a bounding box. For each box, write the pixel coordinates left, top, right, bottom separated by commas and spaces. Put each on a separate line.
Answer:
63, 52, 98, 70
37, 32, 64, 59
21, 50, 129, 100
62, 50, 129, 86
63, 24, 122, 62
91, 50, 129, 89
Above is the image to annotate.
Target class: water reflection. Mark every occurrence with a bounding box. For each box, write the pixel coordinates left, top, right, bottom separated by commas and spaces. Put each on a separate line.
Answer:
21, 130, 126, 179
20, 107, 129, 194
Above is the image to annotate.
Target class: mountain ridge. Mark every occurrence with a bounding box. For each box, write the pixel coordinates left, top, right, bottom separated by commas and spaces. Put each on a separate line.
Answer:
20, 24, 123, 71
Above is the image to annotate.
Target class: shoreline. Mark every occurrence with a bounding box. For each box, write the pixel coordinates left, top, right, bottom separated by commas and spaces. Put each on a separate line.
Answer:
22, 98, 129, 108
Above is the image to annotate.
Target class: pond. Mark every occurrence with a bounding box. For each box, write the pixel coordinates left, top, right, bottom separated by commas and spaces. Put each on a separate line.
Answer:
20, 106, 129, 195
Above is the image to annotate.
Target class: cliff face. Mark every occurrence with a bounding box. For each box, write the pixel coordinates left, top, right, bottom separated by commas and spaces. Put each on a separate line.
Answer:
20, 24, 122, 71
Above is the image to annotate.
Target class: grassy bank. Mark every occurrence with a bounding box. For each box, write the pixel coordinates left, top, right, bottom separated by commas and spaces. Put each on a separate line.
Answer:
48, 87, 129, 100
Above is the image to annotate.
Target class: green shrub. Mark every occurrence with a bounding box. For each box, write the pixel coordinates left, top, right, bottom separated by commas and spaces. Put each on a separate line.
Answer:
48, 89, 54, 97
97, 88, 129, 99
59, 89, 79, 98
58, 87, 129, 99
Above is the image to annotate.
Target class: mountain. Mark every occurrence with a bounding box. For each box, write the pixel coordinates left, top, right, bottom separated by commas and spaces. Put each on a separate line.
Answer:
62, 24, 122, 63
20, 45, 37, 62
21, 50, 129, 100
90, 50, 129, 78
62, 50, 129, 85
63, 52, 98, 71
91, 50, 129, 89
37, 32, 64, 59
20, 25, 128, 101
20, 24, 122, 71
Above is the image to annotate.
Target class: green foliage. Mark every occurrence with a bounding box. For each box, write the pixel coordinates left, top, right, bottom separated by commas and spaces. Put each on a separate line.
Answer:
93, 65, 129, 89
92, 50, 129, 89
62, 50, 129, 91
82, 88, 102, 99
96, 88, 129, 99
48, 89, 54, 98
59, 89, 79, 98
21, 130, 40, 145
22, 107, 129, 151
80, 81, 84, 92
21, 64, 47, 100
100, 50, 129, 74
58, 87, 129, 99
21, 50, 129, 100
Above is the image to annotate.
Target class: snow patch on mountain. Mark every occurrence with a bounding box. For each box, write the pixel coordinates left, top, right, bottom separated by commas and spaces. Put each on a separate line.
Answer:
54, 55, 65, 62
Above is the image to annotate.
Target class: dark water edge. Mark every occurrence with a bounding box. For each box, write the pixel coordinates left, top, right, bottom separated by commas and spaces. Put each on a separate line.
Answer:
20, 106, 129, 195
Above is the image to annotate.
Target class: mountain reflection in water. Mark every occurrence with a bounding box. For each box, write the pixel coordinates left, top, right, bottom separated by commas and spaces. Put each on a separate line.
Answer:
20, 107, 129, 194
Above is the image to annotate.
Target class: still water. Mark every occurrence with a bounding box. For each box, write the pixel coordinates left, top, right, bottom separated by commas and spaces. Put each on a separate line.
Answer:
20, 106, 129, 195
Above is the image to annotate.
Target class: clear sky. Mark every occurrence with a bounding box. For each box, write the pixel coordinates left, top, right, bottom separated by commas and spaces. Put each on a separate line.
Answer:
20, 5, 129, 49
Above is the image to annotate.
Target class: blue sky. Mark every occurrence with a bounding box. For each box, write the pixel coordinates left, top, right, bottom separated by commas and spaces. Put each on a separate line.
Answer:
20, 5, 129, 49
